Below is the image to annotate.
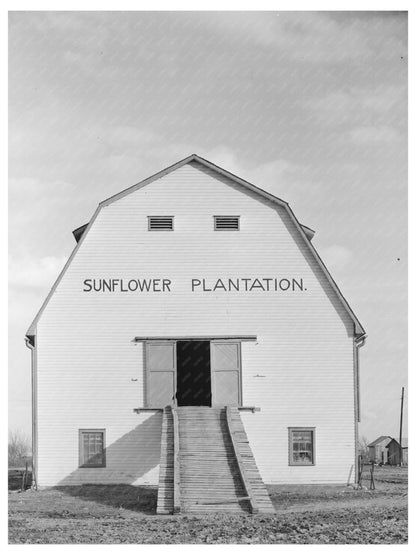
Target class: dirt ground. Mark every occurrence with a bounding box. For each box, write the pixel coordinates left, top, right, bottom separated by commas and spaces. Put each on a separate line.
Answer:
8, 465, 407, 544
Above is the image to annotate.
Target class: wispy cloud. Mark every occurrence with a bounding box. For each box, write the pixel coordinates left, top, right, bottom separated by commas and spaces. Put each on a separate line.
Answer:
9, 255, 67, 290
303, 85, 406, 128
359, 85, 407, 113
17, 11, 406, 71
349, 126, 402, 145
198, 12, 405, 63
246, 159, 300, 196
196, 146, 303, 201
319, 245, 354, 274
201, 146, 246, 176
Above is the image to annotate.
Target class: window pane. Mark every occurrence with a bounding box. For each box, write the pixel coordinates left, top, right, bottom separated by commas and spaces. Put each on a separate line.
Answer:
81, 431, 104, 466
293, 431, 312, 442
290, 429, 314, 464
89, 452, 103, 465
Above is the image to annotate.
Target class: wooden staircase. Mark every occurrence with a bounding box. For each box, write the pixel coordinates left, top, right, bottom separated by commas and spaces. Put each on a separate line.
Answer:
156, 405, 275, 514
178, 406, 251, 513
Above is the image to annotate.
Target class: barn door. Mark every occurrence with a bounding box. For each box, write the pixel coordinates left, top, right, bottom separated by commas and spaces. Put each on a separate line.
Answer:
145, 342, 176, 408
211, 341, 241, 407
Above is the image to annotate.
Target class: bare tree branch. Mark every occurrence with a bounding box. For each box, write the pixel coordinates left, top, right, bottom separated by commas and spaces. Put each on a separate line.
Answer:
8, 430, 31, 468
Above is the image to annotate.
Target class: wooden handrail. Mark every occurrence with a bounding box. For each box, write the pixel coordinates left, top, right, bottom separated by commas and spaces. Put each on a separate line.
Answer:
171, 406, 181, 514
225, 406, 259, 514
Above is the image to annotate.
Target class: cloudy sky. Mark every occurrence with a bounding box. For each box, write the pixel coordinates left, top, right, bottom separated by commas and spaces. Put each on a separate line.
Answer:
9, 11, 407, 442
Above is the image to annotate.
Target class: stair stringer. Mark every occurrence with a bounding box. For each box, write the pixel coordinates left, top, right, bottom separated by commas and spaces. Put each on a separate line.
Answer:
156, 406, 174, 515
227, 407, 276, 514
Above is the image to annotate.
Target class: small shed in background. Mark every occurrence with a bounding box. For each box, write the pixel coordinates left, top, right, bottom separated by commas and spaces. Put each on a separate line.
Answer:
368, 436, 403, 465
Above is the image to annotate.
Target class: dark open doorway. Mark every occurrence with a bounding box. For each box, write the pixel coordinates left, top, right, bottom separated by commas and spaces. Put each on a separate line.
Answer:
176, 341, 211, 406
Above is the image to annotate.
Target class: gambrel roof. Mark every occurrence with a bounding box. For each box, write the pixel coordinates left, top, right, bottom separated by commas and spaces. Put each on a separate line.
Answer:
26, 154, 365, 338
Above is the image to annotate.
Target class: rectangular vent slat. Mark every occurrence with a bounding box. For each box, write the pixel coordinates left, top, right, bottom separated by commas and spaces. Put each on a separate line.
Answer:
148, 217, 174, 231
214, 216, 240, 231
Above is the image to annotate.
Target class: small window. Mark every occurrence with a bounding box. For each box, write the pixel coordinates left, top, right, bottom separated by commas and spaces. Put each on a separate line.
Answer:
148, 216, 174, 231
79, 429, 106, 468
214, 216, 240, 230
289, 428, 315, 466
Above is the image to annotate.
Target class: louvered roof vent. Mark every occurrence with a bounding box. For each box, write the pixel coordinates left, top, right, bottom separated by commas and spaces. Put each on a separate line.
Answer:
214, 216, 240, 230
148, 216, 174, 230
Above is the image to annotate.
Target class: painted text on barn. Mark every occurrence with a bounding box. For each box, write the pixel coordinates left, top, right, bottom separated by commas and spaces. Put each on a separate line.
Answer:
82, 277, 306, 293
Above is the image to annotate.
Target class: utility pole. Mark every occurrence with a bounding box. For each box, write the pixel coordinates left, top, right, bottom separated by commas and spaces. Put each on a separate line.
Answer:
399, 386, 404, 466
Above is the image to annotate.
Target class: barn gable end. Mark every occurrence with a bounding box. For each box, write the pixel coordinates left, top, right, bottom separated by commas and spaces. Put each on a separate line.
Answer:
27, 154, 364, 338
26, 154, 365, 490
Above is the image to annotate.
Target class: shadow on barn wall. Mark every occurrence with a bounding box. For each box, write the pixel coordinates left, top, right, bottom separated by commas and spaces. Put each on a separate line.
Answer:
54, 413, 162, 513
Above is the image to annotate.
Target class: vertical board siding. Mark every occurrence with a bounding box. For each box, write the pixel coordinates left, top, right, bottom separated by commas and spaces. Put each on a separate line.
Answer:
36, 162, 356, 486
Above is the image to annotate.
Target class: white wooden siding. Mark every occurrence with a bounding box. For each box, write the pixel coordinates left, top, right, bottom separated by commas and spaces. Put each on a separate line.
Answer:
35, 161, 356, 486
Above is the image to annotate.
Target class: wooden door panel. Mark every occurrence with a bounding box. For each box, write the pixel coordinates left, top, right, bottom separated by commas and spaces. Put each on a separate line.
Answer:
148, 371, 175, 407
212, 343, 239, 370
147, 343, 175, 370
211, 341, 241, 407
213, 371, 239, 406
146, 342, 175, 407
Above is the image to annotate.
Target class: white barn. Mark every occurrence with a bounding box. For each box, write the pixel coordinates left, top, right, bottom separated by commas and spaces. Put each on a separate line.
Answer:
25, 154, 366, 513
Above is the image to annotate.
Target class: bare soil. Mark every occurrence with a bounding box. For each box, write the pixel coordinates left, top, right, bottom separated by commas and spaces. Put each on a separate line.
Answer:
8, 465, 407, 544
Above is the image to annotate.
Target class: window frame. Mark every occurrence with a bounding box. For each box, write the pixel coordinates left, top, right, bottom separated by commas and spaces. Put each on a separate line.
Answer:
288, 427, 316, 466
147, 216, 174, 231
213, 215, 240, 231
79, 429, 106, 468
